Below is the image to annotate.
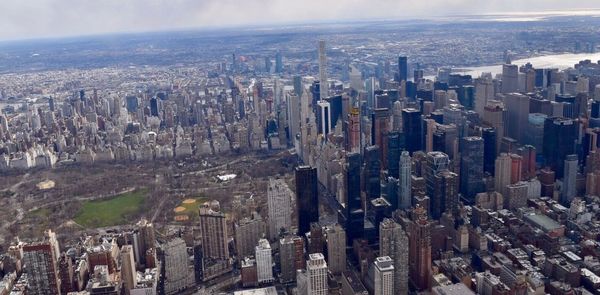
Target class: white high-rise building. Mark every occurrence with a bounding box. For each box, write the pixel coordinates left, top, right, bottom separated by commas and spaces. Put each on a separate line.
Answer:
317, 100, 331, 136
307, 253, 328, 295
562, 154, 578, 204
255, 239, 274, 284
318, 40, 328, 99
324, 224, 346, 275
398, 151, 412, 209
163, 238, 193, 294
495, 153, 512, 196
374, 256, 394, 295
267, 178, 293, 240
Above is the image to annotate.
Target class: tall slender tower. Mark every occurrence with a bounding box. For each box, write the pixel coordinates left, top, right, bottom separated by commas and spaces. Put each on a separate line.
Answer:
318, 40, 328, 99
398, 151, 412, 209
408, 206, 431, 291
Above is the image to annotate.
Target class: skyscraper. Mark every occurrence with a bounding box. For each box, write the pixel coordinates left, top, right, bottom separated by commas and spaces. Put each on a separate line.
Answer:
235, 214, 266, 258
318, 40, 328, 98
501, 64, 518, 93
408, 206, 431, 291
364, 145, 382, 200
163, 237, 192, 294
504, 93, 530, 143
255, 239, 274, 284
460, 136, 485, 202
317, 100, 332, 136
279, 235, 305, 283
307, 253, 328, 295
424, 151, 450, 218
562, 154, 578, 205
374, 256, 395, 295
325, 224, 346, 275
344, 152, 364, 243
398, 56, 408, 82
387, 132, 402, 178
402, 108, 422, 153
379, 218, 409, 295
267, 178, 293, 239
398, 151, 412, 209
543, 117, 577, 178
347, 107, 361, 153
495, 153, 512, 197
296, 166, 319, 236
482, 127, 497, 175
199, 201, 229, 259
372, 108, 390, 165
275, 51, 283, 73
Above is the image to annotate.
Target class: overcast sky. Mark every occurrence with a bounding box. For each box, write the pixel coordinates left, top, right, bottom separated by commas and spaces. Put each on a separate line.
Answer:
1, 0, 600, 41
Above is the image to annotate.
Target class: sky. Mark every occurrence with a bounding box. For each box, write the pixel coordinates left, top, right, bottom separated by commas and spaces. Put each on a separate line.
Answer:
1, 0, 600, 41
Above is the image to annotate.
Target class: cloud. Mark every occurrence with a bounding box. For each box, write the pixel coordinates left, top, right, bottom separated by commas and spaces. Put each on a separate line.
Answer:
0, 0, 599, 40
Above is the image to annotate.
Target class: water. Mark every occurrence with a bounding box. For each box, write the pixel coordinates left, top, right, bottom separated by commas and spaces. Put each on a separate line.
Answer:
453, 52, 600, 78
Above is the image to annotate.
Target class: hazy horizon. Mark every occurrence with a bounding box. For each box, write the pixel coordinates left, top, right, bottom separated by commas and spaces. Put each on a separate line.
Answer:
1, 0, 600, 41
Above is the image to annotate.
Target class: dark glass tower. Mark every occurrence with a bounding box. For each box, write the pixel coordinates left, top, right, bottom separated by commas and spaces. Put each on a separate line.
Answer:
543, 117, 578, 178
295, 166, 319, 236
344, 152, 364, 244
402, 108, 422, 154
459, 136, 485, 202
482, 127, 497, 175
398, 56, 408, 82
387, 131, 402, 178
364, 145, 381, 201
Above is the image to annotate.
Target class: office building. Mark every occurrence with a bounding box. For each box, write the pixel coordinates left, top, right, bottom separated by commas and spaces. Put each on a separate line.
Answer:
408, 206, 432, 291
504, 93, 530, 143
398, 56, 408, 81
255, 239, 274, 284
398, 151, 412, 209
267, 178, 293, 240
317, 100, 332, 136
495, 153, 512, 196
318, 40, 328, 98
373, 256, 394, 295
307, 253, 328, 295
460, 136, 485, 202
424, 151, 450, 218
344, 152, 364, 243
364, 145, 382, 200
543, 117, 577, 178
163, 237, 192, 294
296, 166, 319, 236
235, 214, 266, 258
280, 235, 305, 283
501, 64, 518, 93
402, 108, 422, 153
562, 154, 578, 205
325, 224, 346, 275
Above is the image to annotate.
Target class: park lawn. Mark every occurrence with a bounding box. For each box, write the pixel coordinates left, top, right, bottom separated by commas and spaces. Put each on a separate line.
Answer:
74, 190, 147, 228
